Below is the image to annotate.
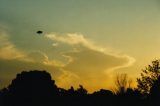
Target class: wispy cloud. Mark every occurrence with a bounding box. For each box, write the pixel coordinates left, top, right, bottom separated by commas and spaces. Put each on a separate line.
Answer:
0, 30, 26, 60
46, 33, 108, 53
45, 32, 135, 72
27, 51, 65, 67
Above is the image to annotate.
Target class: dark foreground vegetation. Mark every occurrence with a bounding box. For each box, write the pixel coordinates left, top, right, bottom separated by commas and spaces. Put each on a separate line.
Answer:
1, 60, 160, 106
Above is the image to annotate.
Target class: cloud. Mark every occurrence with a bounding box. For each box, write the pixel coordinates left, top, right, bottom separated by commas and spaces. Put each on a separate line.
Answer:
45, 33, 136, 91
56, 69, 80, 88
52, 43, 59, 47
46, 33, 107, 52
0, 30, 26, 60
27, 51, 65, 67
63, 47, 128, 76
0, 30, 62, 67
46, 33, 86, 45
45, 33, 135, 72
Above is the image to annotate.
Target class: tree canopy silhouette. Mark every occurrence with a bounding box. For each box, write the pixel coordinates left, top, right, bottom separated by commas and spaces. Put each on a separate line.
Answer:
0, 69, 159, 106
137, 60, 160, 95
6, 70, 58, 106
8, 70, 58, 95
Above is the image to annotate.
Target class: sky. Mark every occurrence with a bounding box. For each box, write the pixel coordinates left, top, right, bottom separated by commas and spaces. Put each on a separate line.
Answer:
0, 0, 160, 92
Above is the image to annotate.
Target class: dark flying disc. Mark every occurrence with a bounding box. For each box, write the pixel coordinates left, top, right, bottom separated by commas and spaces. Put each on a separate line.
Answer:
37, 31, 43, 34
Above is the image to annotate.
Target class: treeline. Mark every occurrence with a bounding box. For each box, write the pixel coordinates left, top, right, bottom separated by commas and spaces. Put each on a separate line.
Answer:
0, 60, 160, 106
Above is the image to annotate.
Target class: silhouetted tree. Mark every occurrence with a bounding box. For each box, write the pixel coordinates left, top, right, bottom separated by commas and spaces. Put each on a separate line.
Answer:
58, 86, 76, 97
0, 69, 151, 106
113, 74, 132, 95
126, 88, 143, 105
0, 82, 11, 106
0, 89, 2, 106
5, 70, 59, 106
92, 89, 113, 97
91, 89, 114, 106
76, 85, 87, 96
148, 76, 160, 105
67, 86, 75, 96
137, 60, 160, 95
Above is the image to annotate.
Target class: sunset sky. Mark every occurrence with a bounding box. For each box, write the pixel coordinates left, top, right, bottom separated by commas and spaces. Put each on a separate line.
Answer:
1, 0, 160, 92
